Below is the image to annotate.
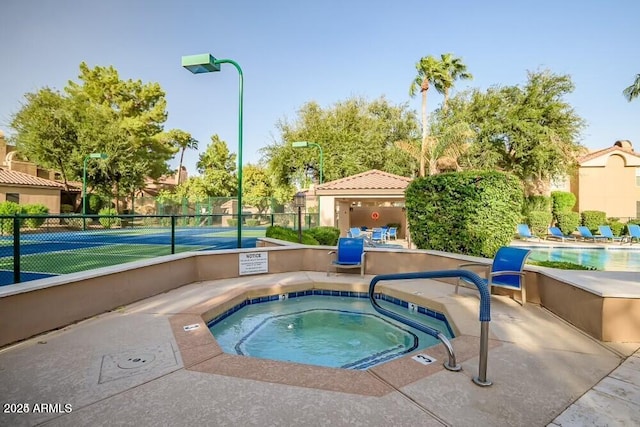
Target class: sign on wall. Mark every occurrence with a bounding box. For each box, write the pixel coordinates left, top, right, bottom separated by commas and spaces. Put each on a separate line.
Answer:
239, 252, 269, 275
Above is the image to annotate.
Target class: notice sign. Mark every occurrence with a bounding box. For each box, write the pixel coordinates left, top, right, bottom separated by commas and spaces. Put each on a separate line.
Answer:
239, 252, 269, 275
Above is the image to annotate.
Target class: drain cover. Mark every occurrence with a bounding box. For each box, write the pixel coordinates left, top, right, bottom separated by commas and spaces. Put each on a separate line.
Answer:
117, 353, 156, 369
99, 342, 177, 384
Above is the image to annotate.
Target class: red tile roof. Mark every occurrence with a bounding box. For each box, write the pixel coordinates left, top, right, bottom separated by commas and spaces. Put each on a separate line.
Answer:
0, 168, 66, 189
578, 146, 640, 163
316, 169, 412, 191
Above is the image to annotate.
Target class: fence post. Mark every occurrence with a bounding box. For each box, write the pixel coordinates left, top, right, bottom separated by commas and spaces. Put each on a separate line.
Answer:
171, 215, 176, 254
271, 214, 274, 227
13, 214, 20, 284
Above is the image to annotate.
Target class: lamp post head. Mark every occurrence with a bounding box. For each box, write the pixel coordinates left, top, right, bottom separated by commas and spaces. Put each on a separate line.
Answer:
291, 141, 310, 148
293, 191, 307, 208
182, 53, 221, 74
89, 153, 108, 159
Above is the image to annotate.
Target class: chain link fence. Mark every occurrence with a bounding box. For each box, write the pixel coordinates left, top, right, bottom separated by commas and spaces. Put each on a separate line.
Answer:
0, 212, 318, 286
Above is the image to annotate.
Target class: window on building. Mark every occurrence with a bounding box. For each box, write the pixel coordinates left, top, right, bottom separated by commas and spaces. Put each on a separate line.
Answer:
637, 201, 640, 218
6, 193, 19, 203
636, 168, 640, 186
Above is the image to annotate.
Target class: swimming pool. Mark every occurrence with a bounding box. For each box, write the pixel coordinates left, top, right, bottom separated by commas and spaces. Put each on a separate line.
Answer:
208, 293, 453, 370
528, 247, 640, 272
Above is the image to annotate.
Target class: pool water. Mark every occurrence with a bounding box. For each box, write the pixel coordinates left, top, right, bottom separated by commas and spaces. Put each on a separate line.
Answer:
208, 295, 453, 370
528, 247, 640, 272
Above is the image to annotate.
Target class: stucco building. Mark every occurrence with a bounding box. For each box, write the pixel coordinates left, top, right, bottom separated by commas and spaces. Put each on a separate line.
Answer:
562, 140, 640, 220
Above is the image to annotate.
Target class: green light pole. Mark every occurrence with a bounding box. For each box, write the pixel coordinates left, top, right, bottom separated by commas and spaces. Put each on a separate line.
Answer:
82, 153, 108, 230
292, 141, 323, 226
182, 53, 244, 248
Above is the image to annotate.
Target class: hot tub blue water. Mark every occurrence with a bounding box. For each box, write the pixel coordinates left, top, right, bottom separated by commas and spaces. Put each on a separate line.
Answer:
527, 247, 640, 271
208, 293, 453, 370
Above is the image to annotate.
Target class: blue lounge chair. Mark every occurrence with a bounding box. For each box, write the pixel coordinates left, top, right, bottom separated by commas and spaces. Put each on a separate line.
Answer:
517, 224, 540, 241
577, 226, 608, 242
597, 225, 624, 243
456, 246, 531, 305
546, 226, 576, 242
627, 224, 640, 244
371, 228, 385, 243
348, 227, 362, 238
388, 227, 398, 240
327, 237, 366, 277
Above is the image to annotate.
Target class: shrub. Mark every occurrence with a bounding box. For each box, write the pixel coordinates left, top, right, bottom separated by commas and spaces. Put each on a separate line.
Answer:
0, 201, 24, 234
98, 207, 121, 229
227, 218, 238, 227
65, 217, 84, 229
522, 195, 551, 218
607, 219, 624, 237
551, 191, 576, 219
22, 204, 49, 228
555, 211, 580, 236
60, 204, 74, 214
88, 194, 104, 214
265, 225, 319, 245
527, 211, 553, 237
306, 226, 340, 246
581, 210, 607, 233
405, 171, 524, 258
245, 219, 260, 227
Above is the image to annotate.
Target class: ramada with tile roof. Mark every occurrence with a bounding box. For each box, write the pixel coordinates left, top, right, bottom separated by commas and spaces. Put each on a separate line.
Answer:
313, 169, 413, 239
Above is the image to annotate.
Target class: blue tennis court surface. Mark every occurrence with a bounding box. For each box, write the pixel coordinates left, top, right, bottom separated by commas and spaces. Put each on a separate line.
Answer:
0, 227, 261, 286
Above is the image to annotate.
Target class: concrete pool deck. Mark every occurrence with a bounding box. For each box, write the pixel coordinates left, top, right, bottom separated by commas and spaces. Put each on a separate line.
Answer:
0, 271, 638, 426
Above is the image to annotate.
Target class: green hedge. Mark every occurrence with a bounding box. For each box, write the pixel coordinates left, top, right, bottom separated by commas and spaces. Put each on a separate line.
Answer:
555, 211, 580, 235
581, 210, 607, 233
527, 211, 553, 237
405, 171, 524, 258
305, 226, 340, 246
22, 204, 49, 228
522, 195, 551, 218
265, 225, 319, 245
608, 220, 624, 237
551, 191, 576, 219
98, 207, 121, 229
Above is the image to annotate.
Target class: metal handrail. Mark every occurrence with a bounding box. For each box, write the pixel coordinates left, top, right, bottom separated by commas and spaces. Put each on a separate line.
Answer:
369, 269, 492, 387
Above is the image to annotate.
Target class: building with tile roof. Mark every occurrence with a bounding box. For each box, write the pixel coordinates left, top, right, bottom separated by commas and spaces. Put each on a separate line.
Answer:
552, 140, 640, 220
313, 169, 413, 238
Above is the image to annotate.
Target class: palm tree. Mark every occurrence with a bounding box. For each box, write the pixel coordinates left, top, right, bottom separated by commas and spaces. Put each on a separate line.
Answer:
623, 74, 640, 102
409, 55, 449, 176
437, 53, 473, 111
163, 129, 198, 185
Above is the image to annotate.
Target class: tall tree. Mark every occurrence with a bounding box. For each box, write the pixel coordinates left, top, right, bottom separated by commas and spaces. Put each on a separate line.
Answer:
10, 62, 177, 211
409, 55, 449, 176
10, 88, 80, 192
438, 53, 473, 111
161, 129, 198, 184
242, 164, 273, 214
445, 70, 586, 195
261, 96, 419, 193
197, 134, 237, 197
623, 74, 640, 101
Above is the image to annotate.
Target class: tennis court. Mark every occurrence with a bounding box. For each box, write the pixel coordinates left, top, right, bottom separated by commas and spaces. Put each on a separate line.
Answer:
0, 226, 263, 286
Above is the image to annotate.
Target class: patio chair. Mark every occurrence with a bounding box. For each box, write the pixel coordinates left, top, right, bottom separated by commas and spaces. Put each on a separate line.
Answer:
327, 237, 366, 277
597, 225, 624, 243
371, 228, 385, 243
627, 224, 640, 244
516, 224, 541, 241
455, 246, 531, 306
388, 227, 398, 240
577, 226, 609, 242
546, 226, 577, 242
348, 227, 362, 238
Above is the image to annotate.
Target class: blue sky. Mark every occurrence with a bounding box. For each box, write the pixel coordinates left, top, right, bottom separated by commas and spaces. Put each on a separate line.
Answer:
1, 0, 639, 177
